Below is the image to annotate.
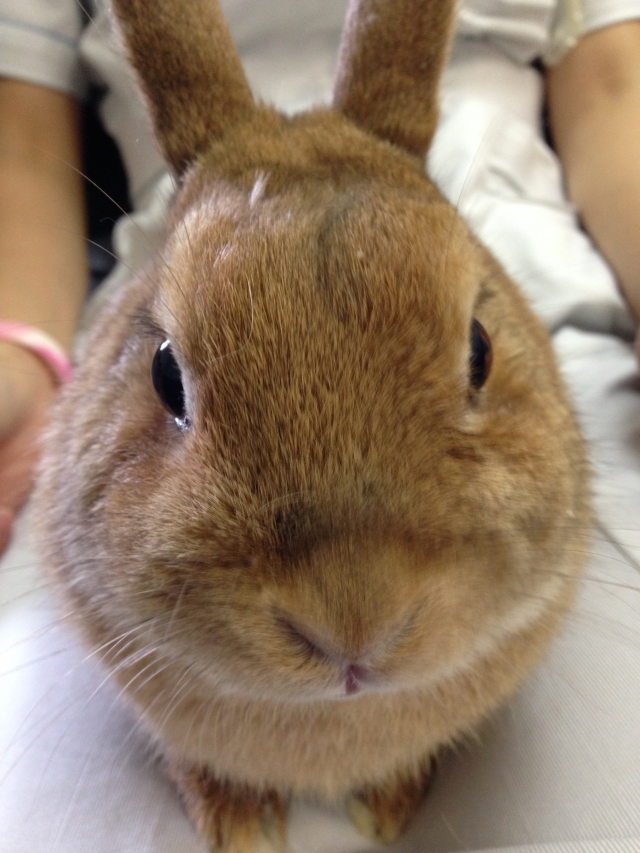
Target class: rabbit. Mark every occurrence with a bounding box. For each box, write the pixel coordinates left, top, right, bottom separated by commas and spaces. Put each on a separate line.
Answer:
34, 0, 592, 850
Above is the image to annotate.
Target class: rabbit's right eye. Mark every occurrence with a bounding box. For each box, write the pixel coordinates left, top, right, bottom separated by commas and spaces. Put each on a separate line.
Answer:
469, 319, 492, 390
151, 340, 186, 421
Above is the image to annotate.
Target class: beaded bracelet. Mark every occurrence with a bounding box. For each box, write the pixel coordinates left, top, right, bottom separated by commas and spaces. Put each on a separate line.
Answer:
0, 322, 73, 384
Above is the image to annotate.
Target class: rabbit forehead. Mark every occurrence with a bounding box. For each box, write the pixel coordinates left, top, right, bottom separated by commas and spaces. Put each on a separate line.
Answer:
160, 178, 481, 347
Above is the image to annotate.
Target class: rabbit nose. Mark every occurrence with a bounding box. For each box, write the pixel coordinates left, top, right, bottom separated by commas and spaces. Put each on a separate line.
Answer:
281, 619, 348, 667
279, 618, 374, 690
281, 619, 330, 661
344, 663, 371, 695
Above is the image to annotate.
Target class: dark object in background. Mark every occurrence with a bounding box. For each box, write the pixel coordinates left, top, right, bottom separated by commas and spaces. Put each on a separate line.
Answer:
82, 88, 132, 291
531, 59, 554, 149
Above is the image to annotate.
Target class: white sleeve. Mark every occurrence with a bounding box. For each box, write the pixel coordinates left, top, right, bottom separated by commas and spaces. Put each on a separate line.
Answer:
0, 0, 85, 96
455, 0, 557, 65
456, 0, 640, 66
545, 0, 640, 64
582, 0, 640, 32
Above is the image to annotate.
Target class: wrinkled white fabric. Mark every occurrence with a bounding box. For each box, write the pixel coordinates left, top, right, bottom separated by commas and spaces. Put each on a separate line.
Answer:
0, 0, 84, 94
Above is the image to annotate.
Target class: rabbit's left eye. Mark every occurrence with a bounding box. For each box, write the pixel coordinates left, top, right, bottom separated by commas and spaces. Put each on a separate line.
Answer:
469, 319, 492, 390
151, 340, 186, 421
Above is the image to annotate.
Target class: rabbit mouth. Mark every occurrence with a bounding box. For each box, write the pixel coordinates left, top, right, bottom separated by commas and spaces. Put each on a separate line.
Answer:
344, 663, 370, 695
272, 612, 422, 699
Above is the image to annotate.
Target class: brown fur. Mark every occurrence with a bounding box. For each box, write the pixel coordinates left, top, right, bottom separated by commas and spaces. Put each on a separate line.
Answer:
333, 0, 456, 155
110, 0, 255, 172
168, 761, 287, 853
346, 760, 435, 843
35, 1, 591, 851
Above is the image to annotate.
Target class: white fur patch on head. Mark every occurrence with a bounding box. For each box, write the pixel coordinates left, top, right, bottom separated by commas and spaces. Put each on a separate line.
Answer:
249, 171, 269, 208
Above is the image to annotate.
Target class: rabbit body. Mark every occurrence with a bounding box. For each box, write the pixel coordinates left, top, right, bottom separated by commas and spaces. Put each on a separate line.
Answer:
35, 1, 591, 849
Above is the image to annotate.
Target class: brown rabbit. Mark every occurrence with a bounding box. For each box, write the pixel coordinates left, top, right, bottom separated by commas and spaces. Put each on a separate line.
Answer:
35, 0, 591, 850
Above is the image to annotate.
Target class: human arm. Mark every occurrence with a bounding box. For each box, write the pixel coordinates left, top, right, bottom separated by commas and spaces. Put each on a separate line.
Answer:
0, 78, 87, 552
546, 20, 640, 352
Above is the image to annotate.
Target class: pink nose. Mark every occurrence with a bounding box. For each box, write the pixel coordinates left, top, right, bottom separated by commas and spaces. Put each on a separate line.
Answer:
344, 663, 371, 695
280, 617, 374, 693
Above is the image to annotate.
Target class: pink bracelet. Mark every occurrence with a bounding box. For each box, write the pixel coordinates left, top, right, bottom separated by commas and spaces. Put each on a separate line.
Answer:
0, 322, 73, 384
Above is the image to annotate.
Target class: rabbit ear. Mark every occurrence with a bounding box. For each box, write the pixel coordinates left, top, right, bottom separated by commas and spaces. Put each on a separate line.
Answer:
332, 0, 456, 159
110, 0, 256, 174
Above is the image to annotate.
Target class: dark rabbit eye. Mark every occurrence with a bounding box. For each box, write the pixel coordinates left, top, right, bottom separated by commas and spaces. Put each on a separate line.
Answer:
469, 319, 492, 390
151, 340, 186, 420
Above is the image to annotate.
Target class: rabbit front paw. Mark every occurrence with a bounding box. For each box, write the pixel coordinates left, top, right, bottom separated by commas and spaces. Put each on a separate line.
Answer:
166, 760, 288, 853
345, 760, 435, 844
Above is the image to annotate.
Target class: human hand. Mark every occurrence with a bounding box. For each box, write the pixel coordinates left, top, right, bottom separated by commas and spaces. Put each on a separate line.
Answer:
0, 342, 57, 554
